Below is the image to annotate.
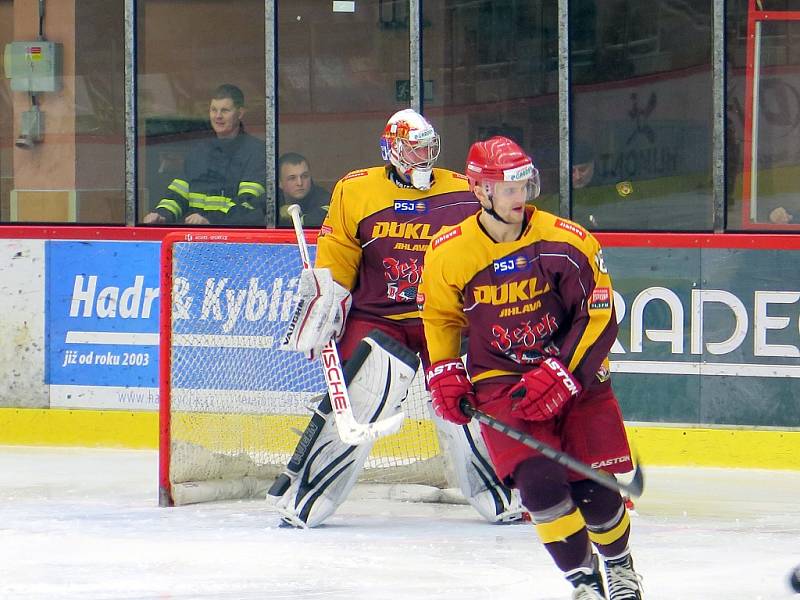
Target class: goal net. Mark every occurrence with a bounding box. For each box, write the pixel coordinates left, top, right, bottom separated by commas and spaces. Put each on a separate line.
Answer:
158, 230, 450, 506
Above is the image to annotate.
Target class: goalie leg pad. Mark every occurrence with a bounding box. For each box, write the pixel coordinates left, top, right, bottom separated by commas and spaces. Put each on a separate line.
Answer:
267, 422, 374, 528
432, 410, 527, 524
267, 330, 419, 528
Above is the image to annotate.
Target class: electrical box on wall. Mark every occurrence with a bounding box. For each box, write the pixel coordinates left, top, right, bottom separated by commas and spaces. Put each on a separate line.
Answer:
3, 41, 63, 93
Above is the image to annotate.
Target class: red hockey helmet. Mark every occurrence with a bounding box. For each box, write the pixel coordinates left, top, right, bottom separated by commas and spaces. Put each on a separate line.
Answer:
465, 136, 540, 200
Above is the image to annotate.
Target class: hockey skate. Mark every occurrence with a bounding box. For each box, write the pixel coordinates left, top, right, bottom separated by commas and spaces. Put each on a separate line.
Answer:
567, 556, 606, 600
604, 553, 644, 599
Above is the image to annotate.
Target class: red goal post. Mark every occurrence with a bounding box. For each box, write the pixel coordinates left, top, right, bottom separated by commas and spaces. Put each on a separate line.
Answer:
158, 230, 448, 507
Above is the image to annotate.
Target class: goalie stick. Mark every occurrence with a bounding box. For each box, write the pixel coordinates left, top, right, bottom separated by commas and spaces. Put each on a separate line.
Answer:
286, 203, 405, 445
459, 398, 644, 498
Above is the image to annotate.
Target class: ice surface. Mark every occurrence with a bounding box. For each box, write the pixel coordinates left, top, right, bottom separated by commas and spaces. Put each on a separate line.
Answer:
1, 446, 798, 599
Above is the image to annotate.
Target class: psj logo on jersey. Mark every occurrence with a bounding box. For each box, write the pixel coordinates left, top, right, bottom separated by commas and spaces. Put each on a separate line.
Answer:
493, 254, 530, 275
394, 200, 427, 213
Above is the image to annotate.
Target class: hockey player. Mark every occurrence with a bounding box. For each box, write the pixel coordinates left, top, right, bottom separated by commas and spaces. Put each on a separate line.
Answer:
269, 109, 526, 528
419, 136, 644, 599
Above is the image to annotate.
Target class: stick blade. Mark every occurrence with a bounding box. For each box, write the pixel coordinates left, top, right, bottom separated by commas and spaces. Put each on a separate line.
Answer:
624, 462, 645, 498
337, 412, 405, 445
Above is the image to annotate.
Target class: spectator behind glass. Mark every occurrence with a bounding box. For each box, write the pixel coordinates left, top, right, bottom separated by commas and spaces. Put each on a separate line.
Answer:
142, 84, 267, 226
277, 152, 331, 227
572, 141, 595, 190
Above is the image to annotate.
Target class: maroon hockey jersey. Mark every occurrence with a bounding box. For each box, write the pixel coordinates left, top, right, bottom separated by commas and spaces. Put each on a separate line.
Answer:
316, 166, 480, 322
421, 207, 617, 391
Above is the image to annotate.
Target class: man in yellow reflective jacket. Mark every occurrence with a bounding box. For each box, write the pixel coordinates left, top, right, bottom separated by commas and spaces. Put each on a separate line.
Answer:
143, 84, 266, 226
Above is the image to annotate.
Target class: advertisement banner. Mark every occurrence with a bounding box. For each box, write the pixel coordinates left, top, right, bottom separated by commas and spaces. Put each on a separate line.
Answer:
46, 241, 161, 409
45, 239, 323, 412
41, 238, 799, 426
606, 246, 800, 426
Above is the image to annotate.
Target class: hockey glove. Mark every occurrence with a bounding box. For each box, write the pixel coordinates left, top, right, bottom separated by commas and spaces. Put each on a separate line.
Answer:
426, 359, 474, 426
281, 268, 352, 359
509, 357, 582, 421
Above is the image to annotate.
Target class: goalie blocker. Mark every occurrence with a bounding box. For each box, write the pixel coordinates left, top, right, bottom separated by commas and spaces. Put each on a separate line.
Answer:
267, 329, 525, 527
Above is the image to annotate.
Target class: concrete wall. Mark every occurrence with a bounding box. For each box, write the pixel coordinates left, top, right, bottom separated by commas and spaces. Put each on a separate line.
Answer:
0, 239, 47, 406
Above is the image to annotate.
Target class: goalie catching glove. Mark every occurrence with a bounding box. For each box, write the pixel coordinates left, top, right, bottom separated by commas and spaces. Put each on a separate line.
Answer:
281, 268, 351, 358
426, 359, 474, 426
509, 357, 581, 421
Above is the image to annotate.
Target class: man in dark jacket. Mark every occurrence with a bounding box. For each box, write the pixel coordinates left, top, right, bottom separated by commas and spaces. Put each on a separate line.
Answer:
143, 84, 267, 226
276, 152, 330, 227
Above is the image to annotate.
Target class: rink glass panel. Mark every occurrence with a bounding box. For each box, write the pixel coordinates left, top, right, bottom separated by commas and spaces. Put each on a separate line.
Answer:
276, 1, 409, 205
569, 0, 714, 231
136, 0, 266, 223
422, 0, 562, 214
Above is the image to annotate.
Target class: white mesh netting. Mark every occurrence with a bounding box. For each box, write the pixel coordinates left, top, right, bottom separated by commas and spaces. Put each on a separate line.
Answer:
162, 238, 449, 505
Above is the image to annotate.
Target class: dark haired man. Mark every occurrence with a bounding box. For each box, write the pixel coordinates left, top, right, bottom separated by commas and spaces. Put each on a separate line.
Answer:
277, 152, 330, 227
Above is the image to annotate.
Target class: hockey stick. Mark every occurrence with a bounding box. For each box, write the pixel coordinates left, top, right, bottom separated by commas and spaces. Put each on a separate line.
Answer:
459, 398, 644, 498
286, 204, 405, 445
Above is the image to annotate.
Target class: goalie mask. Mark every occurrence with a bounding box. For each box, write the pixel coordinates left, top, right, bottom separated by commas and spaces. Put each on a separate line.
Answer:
465, 136, 540, 222
380, 109, 441, 191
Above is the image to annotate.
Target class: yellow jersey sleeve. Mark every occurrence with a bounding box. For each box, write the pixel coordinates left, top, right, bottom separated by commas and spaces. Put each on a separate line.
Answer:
314, 171, 366, 290
420, 219, 480, 363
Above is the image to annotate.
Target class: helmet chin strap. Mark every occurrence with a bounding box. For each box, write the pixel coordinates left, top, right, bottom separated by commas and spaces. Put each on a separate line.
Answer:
482, 195, 512, 224
388, 167, 413, 188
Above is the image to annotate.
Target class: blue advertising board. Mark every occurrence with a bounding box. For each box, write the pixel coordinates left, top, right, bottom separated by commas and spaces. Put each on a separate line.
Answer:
46, 241, 161, 408
45, 239, 323, 410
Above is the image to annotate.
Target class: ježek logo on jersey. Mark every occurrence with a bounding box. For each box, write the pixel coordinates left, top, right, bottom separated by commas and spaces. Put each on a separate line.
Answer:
493, 254, 530, 275
394, 200, 427, 213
